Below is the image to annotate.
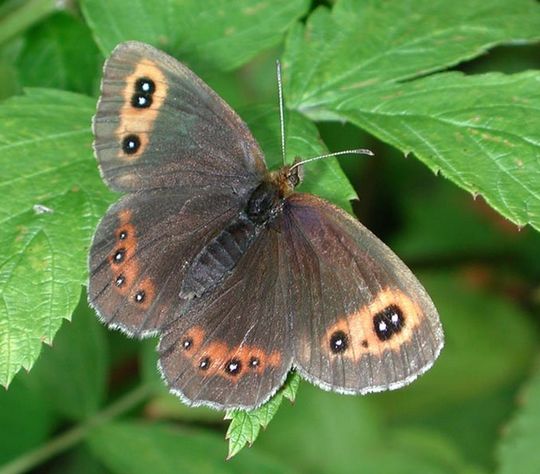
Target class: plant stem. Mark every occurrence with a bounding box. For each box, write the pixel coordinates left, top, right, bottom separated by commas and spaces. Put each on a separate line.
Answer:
0, 384, 153, 474
0, 0, 59, 46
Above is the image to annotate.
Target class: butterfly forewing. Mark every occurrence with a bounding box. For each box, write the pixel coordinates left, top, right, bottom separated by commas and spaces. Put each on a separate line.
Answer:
93, 41, 266, 193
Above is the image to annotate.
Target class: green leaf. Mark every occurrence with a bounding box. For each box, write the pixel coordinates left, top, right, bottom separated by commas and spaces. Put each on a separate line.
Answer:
0, 88, 112, 387
0, 378, 54, 465
16, 12, 102, 95
381, 428, 486, 474
328, 71, 540, 231
496, 360, 540, 474
225, 372, 300, 459
284, 0, 540, 109
25, 291, 108, 420
282, 0, 540, 231
48, 445, 108, 474
81, 0, 309, 70
412, 385, 519, 471
257, 384, 380, 472
0, 58, 19, 101
87, 421, 297, 473
257, 383, 482, 474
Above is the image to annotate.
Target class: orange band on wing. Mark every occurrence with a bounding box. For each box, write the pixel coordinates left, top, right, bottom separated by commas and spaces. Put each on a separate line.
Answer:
323, 288, 423, 360
116, 60, 168, 161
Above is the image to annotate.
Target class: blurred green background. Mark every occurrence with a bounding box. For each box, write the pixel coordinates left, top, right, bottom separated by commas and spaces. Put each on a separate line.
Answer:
0, 0, 539, 473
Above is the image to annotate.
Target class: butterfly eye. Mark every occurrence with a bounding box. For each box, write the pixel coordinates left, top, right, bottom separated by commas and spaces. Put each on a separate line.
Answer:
329, 330, 349, 354
373, 305, 405, 341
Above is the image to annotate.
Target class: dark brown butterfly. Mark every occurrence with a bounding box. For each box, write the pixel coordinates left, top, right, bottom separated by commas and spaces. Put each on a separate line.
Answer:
89, 41, 443, 410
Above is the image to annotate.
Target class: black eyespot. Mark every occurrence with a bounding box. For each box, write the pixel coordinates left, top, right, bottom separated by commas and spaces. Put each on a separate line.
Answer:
225, 358, 242, 376
373, 304, 405, 341
361, 339, 369, 348
135, 77, 155, 94
115, 275, 125, 287
113, 248, 125, 263
131, 93, 152, 108
134, 290, 145, 303
122, 134, 140, 154
329, 330, 349, 354
199, 357, 211, 371
249, 356, 260, 369
118, 230, 128, 240
182, 338, 193, 350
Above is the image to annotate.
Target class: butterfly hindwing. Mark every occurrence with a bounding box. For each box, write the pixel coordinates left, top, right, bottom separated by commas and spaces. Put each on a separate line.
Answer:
88, 188, 241, 336
282, 194, 443, 394
158, 227, 292, 410
93, 41, 266, 193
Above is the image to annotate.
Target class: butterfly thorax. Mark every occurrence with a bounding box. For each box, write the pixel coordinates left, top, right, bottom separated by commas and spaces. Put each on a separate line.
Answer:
179, 164, 301, 300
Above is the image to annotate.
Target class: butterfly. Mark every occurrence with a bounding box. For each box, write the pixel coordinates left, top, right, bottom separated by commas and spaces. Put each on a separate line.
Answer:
89, 41, 444, 410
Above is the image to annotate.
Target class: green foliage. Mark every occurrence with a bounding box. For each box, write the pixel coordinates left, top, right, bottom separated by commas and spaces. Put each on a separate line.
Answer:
80, 0, 309, 69
0, 0, 538, 471
16, 13, 102, 95
26, 292, 108, 420
225, 372, 300, 459
0, 89, 112, 387
87, 421, 295, 474
497, 361, 540, 474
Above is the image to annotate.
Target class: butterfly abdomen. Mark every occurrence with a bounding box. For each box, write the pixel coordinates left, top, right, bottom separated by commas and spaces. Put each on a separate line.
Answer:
179, 215, 258, 299
180, 180, 284, 300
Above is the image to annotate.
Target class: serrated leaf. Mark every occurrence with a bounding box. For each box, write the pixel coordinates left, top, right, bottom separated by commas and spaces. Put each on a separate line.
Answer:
496, 360, 540, 474
87, 421, 296, 473
81, 0, 309, 70
0, 88, 112, 386
284, 0, 540, 109
225, 372, 300, 459
328, 71, 540, 231
16, 13, 102, 95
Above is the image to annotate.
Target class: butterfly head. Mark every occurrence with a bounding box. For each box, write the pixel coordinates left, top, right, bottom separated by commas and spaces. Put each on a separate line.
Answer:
269, 158, 304, 199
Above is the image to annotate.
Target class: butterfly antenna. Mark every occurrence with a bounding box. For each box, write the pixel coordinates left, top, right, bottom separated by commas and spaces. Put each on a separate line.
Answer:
289, 148, 374, 173
277, 60, 286, 165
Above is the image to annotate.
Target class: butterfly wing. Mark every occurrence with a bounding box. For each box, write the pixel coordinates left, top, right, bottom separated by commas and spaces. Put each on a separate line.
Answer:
89, 42, 268, 336
93, 41, 266, 192
89, 188, 242, 336
283, 193, 443, 394
158, 227, 292, 410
